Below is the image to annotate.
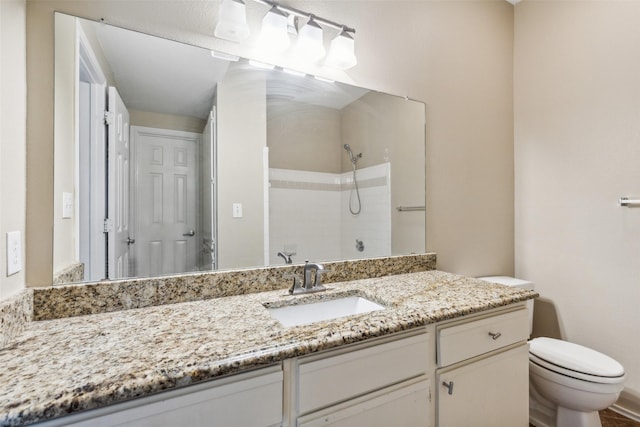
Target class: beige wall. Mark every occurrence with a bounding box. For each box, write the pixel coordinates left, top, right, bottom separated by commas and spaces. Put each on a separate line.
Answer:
129, 110, 206, 134
52, 13, 77, 276
515, 1, 640, 396
25, 0, 515, 286
217, 67, 266, 269
268, 102, 342, 173
0, 0, 27, 300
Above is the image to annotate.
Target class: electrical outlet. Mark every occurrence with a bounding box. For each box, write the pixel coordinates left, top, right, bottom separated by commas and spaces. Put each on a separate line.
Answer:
6, 231, 21, 276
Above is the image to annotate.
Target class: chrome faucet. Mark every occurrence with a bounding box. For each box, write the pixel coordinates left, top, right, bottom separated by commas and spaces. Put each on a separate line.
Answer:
288, 261, 327, 295
304, 261, 326, 290
277, 251, 293, 264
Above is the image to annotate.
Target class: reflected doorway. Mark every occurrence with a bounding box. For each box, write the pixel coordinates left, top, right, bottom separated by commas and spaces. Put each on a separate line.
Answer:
130, 126, 201, 277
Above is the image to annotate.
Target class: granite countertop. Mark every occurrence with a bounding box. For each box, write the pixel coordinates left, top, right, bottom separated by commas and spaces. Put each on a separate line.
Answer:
0, 270, 537, 426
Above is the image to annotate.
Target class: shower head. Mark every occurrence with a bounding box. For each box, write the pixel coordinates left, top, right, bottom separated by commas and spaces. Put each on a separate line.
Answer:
343, 144, 362, 164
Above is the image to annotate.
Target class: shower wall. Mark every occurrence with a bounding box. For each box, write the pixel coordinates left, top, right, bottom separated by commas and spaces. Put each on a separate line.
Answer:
269, 163, 391, 265
340, 163, 391, 260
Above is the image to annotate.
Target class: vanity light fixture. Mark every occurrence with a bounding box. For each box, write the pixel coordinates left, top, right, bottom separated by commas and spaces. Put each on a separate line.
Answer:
325, 28, 357, 70
258, 6, 290, 53
214, 0, 251, 42
213, 0, 357, 70
294, 16, 325, 62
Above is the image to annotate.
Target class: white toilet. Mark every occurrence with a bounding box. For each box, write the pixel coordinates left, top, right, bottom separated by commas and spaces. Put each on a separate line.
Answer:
478, 276, 626, 427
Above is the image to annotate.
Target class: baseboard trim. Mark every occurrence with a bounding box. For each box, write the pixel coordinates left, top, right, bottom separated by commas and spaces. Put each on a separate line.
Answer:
611, 389, 640, 422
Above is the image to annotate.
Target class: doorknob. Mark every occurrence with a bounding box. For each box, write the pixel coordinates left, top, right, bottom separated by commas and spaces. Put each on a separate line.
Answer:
126, 237, 135, 245
182, 230, 196, 237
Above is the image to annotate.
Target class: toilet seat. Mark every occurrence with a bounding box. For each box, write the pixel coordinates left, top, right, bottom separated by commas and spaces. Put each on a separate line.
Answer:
529, 338, 625, 384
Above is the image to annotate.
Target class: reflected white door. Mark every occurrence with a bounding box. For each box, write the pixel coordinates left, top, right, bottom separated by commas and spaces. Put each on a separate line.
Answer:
132, 126, 200, 277
107, 86, 131, 279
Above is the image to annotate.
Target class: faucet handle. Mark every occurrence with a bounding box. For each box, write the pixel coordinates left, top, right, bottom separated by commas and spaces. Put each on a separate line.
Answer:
284, 273, 303, 295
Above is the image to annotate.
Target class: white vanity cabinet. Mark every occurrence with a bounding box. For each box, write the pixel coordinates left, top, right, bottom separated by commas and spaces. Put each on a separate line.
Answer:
33, 304, 533, 427
286, 329, 432, 427
36, 365, 283, 427
435, 306, 530, 427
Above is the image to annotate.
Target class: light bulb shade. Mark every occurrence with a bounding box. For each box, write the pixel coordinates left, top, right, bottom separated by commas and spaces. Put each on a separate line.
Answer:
325, 30, 357, 70
294, 18, 325, 62
258, 7, 290, 53
214, 0, 250, 42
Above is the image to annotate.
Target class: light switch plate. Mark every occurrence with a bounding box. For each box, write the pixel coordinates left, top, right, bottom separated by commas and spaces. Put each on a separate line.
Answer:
62, 192, 73, 219
232, 203, 243, 218
6, 231, 21, 276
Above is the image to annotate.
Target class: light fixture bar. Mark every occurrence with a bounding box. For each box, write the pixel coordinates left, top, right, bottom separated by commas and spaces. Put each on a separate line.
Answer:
252, 0, 355, 34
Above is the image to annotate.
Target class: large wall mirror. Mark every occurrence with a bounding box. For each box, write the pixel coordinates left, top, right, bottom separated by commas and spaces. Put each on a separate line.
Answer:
53, 13, 426, 285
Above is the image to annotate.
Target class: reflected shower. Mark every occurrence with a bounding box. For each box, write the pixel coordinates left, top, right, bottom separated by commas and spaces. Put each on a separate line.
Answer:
344, 144, 362, 215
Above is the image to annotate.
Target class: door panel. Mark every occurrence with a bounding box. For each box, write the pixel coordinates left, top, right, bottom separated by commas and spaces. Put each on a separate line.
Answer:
131, 127, 200, 277
175, 174, 187, 223
107, 86, 131, 279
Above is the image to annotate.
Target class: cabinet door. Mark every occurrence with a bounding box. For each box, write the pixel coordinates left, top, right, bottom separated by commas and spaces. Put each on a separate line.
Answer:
298, 378, 430, 427
437, 345, 528, 427
46, 367, 283, 427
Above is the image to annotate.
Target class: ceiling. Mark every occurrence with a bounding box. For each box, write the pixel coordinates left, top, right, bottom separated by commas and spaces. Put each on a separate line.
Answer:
94, 23, 229, 120
90, 20, 368, 120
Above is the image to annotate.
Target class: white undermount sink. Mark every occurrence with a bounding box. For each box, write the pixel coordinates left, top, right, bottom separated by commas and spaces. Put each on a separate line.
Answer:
267, 296, 385, 327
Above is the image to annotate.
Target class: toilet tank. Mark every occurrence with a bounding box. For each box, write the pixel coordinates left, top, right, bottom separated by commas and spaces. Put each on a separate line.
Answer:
478, 276, 534, 337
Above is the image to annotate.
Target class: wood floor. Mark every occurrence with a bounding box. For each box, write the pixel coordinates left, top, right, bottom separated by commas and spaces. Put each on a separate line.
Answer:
529, 409, 640, 427
600, 409, 640, 427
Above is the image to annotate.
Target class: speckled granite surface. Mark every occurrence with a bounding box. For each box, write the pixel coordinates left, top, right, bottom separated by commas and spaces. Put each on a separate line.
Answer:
0, 290, 32, 350
0, 270, 536, 426
33, 253, 437, 320
52, 262, 84, 285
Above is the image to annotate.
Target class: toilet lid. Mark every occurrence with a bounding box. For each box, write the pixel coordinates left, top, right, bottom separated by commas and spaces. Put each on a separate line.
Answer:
529, 337, 625, 378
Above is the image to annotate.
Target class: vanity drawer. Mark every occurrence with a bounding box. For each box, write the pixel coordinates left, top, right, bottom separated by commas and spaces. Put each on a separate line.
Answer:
437, 308, 528, 367
297, 377, 430, 427
297, 331, 429, 415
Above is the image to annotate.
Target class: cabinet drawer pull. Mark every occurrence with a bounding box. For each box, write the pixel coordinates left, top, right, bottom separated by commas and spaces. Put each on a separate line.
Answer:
488, 332, 502, 340
442, 381, 454, 395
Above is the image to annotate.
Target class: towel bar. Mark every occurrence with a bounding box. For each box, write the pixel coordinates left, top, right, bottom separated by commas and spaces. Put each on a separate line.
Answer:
619, 197, 640, 207
396, 206, 426, 212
